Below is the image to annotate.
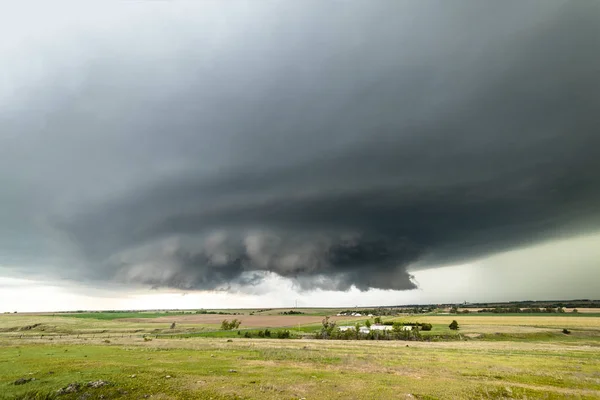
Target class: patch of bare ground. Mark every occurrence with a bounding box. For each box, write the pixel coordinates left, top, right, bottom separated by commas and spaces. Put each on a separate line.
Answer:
113, 337, 600, 357
245, 357, 426, 380
484, 380, 600, 397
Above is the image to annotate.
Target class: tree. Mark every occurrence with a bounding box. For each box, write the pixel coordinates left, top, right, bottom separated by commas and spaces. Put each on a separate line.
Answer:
365, 319, 372, 328
277, 330, 291, 339
420, 323, 432, 331
391, 322, 404, 339
319, 316, 337, 339
221, 319, 242, 330
449, 320, 459, 330
374, 316, 382, 324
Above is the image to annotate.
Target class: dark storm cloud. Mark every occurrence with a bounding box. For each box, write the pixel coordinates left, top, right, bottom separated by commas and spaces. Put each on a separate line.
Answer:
1, 1, 600, 292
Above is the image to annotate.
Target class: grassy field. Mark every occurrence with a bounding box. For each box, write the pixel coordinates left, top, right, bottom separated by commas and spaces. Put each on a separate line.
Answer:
1, 310, 599, 399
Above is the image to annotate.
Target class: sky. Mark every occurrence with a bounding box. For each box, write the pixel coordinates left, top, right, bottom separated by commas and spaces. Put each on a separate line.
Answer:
1, 1, 599, 312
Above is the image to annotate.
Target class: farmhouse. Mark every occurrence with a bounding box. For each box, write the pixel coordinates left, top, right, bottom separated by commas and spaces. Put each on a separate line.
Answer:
338, 324, 412, 333
338, 326, 356, 331
370, 324, 393, 331
338, 325, 369, 333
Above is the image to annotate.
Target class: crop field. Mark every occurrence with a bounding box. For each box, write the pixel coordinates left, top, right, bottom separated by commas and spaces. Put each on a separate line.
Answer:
1, 310, 599, 399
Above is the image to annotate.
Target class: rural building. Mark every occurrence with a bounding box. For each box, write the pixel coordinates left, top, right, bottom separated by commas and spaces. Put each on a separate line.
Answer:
338, 326, 355, 331
338, 325, 409, 333
370, 325, 393, 331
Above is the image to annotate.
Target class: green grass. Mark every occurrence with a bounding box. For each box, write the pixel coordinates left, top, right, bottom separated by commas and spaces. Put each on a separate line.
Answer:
1, 311, 599, 399
1, 338, 599, 399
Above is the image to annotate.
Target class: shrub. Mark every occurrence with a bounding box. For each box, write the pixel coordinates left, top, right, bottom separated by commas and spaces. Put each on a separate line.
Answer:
244, 331, 252, 338
319, 316, 337, 339
264, 329, 271, 337
420, 323, 433, 331
449, 320, 459, 330
562, 328, 571, 334
221, 319, 242, 330
276, 330, 291, 339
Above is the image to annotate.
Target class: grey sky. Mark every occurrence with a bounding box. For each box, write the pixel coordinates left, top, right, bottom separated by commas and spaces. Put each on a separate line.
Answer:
1, 1, 599, 302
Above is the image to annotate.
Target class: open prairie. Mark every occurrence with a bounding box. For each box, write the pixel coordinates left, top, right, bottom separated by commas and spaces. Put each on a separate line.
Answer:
119, 314, 360, 327
1, 310, 599, 399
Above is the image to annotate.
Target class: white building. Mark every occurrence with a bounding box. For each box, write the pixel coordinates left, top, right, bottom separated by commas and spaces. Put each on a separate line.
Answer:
337, 324, 412, 333
370, 325, 393, 331
338, 326, 356, 332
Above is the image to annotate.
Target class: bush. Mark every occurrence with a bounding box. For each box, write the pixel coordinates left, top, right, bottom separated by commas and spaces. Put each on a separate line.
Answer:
264, 329, 271, 337
319, 316, 337, 339
449, 320, 459, 330
244, 331, 252, 338
276, 330, 291, 339
562, 328, 571, 334
420, 323, 432, 331
221, 319, 242, 330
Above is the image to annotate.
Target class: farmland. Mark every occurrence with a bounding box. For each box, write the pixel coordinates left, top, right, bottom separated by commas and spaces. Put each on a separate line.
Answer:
1, 309, 599, 399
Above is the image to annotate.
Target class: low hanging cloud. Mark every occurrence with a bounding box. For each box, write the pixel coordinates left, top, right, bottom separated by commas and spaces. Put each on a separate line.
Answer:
1, 1, 600, 292
107, 231, 421, 292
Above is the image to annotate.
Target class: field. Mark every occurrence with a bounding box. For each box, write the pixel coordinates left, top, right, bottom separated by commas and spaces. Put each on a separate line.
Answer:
1, 310, 599, 399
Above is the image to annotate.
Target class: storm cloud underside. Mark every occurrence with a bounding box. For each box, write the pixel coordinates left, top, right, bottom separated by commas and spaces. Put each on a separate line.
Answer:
1, 1, 600, 292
